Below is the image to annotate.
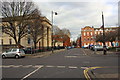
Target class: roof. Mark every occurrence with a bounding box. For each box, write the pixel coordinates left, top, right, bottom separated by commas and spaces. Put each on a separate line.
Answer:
94, 27, 118, 30
84, 26, 92, 28
1, 15, 52, 26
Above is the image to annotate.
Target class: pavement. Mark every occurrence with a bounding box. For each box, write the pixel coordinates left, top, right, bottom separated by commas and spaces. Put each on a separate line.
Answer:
26, 49, 66, 58
82, 48, 120, 79
83, 48, 120, 56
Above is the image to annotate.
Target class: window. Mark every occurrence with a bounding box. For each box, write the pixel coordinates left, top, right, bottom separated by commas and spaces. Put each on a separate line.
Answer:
28, 38, 31, 44
91, 32, 93, 35
19, 49, 24, 52
9, 39, 12, 45
27, 26, 30, 34
87, 32, 89, 36
6, 49, 11, 53
88, 38, 89, 41
84, 32, 86, 36
2, 26, 4, 32
84, 38, 86, 41
12, 49, 17, 52
1, 39, 3, 45
95, 31, 96, 34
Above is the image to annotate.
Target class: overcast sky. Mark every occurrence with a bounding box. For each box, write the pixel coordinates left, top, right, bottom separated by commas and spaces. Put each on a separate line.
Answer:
32, 0, 119, 41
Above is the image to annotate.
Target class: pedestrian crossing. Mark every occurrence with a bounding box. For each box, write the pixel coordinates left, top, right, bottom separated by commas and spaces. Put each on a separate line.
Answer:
1, 65, 81, 69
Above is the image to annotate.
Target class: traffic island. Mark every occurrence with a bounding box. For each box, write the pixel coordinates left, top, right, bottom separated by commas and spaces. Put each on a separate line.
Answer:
87, 66, 119, 79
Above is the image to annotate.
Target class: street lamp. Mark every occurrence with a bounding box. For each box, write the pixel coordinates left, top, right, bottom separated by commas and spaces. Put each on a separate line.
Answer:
51, 11, 57, 53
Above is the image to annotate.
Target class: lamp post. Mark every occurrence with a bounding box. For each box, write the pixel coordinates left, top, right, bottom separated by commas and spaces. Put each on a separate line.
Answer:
102, 12, 106, 55
51, 11, 57, 53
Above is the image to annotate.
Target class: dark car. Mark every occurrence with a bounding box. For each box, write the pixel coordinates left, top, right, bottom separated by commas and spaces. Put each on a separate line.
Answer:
23, 47, 39, 54
89, 45, 94, 50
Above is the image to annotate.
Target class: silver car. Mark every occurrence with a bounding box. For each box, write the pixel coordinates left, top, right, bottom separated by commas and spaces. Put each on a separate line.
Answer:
2, 48, 25, 59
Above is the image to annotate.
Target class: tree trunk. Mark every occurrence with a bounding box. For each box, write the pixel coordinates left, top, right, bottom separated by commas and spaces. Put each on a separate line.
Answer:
54, 42, 56, 48
34, 41, 37, 49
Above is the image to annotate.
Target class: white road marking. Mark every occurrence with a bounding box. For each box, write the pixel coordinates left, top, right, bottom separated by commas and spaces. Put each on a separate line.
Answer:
46, 65, 55, 68
65, 56, 77, 58
81, 67, 89, 69
68, 66, 78, 69
56, 66, 66, 68
22, 65, 32, 68
2, 65, 80, 69
81, 49, 87, 55
34, 65, 44, 68
9, 65, 15, 67
21, 66, 43, 80
2, 65, 10, 68
12, 65, 21, 68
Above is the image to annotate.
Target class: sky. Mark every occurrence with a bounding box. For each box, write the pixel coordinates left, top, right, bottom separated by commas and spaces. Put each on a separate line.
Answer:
32, 0, 119, 41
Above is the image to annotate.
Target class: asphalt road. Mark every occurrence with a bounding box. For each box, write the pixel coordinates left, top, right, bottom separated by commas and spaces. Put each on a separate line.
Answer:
2, 48, 119, 79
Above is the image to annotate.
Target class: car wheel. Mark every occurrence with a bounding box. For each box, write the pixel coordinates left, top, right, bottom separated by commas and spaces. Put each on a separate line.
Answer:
2, 55, 6, 59
15, 55, 19, 59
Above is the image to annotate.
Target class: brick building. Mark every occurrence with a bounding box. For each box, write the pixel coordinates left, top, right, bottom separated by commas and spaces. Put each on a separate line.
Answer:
81, 26, 95, 48
81, 26, 120, 48
53, 34, 71, 47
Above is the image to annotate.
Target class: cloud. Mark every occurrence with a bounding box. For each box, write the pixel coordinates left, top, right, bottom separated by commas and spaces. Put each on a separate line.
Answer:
33, 1, 118, 41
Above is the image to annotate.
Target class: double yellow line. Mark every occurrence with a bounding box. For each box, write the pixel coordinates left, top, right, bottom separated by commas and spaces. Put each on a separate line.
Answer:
83, 67, 103, 80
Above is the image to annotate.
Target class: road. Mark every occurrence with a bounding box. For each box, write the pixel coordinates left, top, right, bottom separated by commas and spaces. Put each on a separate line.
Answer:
2, 48, 119, 79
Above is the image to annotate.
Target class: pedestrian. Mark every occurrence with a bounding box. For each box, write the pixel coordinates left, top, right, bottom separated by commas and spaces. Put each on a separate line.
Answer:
103, 47, 107, 55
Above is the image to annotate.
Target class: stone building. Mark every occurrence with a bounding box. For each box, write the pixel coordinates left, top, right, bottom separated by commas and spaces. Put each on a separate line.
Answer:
0, 16, 52, 51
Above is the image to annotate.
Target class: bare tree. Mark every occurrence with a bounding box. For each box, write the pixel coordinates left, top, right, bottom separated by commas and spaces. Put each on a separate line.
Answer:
2, 1, 38, 46
96, 31, 117, 47
28, 10, 48, 49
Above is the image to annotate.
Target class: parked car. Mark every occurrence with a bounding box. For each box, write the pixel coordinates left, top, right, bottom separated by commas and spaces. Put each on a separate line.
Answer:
89, 45, 94, 50
66, 46, 72, 49
23, 47, 40, 54
92, 45, 103, 51
2, 48, 25, 59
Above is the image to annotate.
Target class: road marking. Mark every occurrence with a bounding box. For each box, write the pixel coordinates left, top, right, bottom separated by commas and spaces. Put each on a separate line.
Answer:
21, 66, 43, 80
46, 65, 55, 68
34, 65, 44, 68
56, 66, 66, 68
12, 65, 21, 68
68, 66, 78, 69
81, 49, 87, 55
65, 56, 78, 58
81, 67, 88, 69
2, 65, 10, 68
82, 66, 104, 80
22, 65, 32, 68
9, 65, 15, 67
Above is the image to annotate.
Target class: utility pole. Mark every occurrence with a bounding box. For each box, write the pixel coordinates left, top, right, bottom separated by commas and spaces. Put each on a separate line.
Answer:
102, 12, 106, 55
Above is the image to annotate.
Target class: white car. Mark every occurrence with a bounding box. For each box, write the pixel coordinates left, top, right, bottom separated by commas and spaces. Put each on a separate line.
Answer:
2, 48, 25, 59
